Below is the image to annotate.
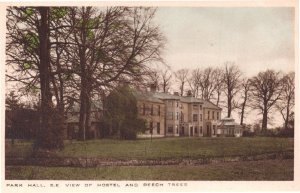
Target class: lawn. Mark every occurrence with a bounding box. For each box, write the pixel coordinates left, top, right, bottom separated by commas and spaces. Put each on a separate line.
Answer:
6, 137, 294, 160
5, 159, 294, 180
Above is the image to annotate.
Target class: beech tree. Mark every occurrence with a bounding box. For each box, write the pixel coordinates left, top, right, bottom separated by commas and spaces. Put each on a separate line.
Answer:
238, 78, 250, 125
276, 72, 295, 130
6, 7, 66, 150
223, 62, 242, 118
65, 7, 165, 140
249, 70, 283, 131
160, 68, 172, 93
175, 69, 189, 96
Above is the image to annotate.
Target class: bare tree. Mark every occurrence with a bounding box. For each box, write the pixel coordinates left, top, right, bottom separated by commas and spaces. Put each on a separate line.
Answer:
187, 68, 201, 98
249, 70, 283, 131
223, 62, 242, 118
160, 68, 172, 93
212, 67, 224, 106
67, 7, 165, 140
276, 72, 295, 130
175, 69, 189, 96
238, 78, 251, 125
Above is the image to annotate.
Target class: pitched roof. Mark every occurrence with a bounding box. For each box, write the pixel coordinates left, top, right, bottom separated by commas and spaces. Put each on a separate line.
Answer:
202, 100, 222, 110
179, 96, 203, 103
133, 90, 165, 104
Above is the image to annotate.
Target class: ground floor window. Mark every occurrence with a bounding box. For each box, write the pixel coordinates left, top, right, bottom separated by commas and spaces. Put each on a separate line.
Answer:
195, 126, 198, 134
200, 126, 202, 134
167, 125, 173, 133
213, 125, 216, 135
157, 122, 160, 134
176, 125, 179, 134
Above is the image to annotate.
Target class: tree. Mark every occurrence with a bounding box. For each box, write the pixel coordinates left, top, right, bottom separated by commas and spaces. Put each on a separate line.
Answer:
103, 85, 146, 139
238, 78, 250, 125
160, 68, 172, 93
276, 72, 295, 130
187, 68, 201, 98
175, 69, 189, 96
66, 7, 164, 140
223, 62, 242, 118
249, 70, 283, 131
6, 7, 65, 150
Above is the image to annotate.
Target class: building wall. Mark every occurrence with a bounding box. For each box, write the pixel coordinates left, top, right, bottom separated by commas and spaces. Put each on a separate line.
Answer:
137, 100, 165, 137
203, 108, 221, 137
165, 99, 180, 137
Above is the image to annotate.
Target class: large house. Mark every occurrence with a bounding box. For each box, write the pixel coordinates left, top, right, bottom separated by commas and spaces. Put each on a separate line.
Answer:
64, 87, 242, 139
134, 88, 233, 138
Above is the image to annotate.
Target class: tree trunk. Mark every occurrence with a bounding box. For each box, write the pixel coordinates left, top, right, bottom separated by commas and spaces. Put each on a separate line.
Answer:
227, 96, 231, 118
285, 100, 290, 130
262, 108, 268, 131
35, 7, 63, 150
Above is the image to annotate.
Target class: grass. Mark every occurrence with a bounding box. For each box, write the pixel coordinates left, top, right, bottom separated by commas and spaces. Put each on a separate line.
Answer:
6, 137, 294, 160
5, 159, 294, 180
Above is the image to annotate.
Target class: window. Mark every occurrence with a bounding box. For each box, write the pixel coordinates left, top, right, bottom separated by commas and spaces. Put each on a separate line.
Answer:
195, 126, 198, 134
158, 105, 160, 116
181, 111, 184, 121
151, 104, 153, 115
143, 103, 145, 115
176, 112, 179, 120
200, 126, 203, 134
212, 111, 215, 120
217, 112, 219, 120
150, 122, 153, 134
200, 105, 202, 110
213, 125, 216, 135
176, 101, 179, 107
208, 111, 210, 120
193, 114, 198, 122
167, 125, 173, 133
167, 112, 173, 120
200, 114, 202, 121
176, 125, 178, 134
157, 122, 160, 134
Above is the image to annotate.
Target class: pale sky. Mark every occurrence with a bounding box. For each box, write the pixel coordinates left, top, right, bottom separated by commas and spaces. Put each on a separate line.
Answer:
154, 7, 295, 76
154, 7, 295, 127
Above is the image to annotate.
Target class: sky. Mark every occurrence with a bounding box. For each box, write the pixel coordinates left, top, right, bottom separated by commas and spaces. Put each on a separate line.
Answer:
154, 7, 295, 77
153, 7, 295, 127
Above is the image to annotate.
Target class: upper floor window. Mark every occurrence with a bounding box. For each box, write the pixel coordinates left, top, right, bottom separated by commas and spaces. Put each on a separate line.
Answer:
212, 111, 215, 120
176, 101, 179, 107
176, 112, 179, 120
167, 112, 173, 120
200, 105, 202, 110
217, 112, 219, 120
200, 114, 202, 121
151, 104, 153, 115
193, 114, 198, 122
158, 105, 160, 116
208, 111, 210, 120
143, 103, 145, 115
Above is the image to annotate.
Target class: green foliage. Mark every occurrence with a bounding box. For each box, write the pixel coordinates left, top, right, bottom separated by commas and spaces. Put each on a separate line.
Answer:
103, 85, 146, 139
51, 7, 68, 19
23, 32, 39, 54
21, 7, 35, 19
